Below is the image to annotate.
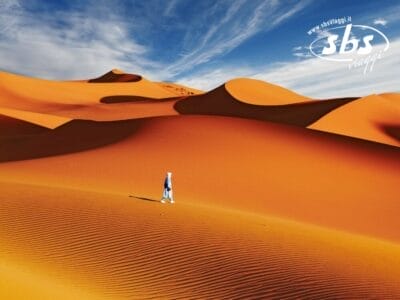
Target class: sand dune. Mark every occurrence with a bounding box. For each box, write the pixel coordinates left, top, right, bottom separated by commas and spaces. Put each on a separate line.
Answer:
1, 115, 399, 242
156, 82, 204, 96
0, 70, 179, 121
175, 83, 357, 126
0, 114, 48, 137
0, 106, 71, 129
0, 71, 176, 108
0, 119, 141, 162
88, 69, 142, 83
1, 181, 400, 299
1, 70, 400, 298
225, 78, 309, 105
309, 93, 400, 146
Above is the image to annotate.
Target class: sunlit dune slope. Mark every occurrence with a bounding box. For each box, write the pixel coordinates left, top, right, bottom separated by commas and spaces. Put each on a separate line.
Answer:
0, 115, 399, 242
225, 78, 309, 105
1, 181, 400, 299
0, 71, 178, 121
309, 93, 400, 147
175, 84, 357, 126
0, 71, 175, 107
0, 107, 71, 129
0, 257, 101, 300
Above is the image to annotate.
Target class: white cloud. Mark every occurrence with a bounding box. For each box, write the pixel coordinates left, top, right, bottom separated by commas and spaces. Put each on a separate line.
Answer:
373, 18, 388, 26
177, 39, 400, 98
0, 1, 161, 80
357, 4, 400, 27
178, 66, 254, 91
292, 52, 312, 58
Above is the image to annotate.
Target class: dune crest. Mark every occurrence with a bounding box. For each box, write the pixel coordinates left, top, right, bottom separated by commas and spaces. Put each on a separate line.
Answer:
175, 84, 356, 126
225, 78, 309, 105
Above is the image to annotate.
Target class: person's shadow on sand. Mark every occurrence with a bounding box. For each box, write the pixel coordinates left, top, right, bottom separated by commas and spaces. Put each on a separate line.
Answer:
128, 195, 160, 203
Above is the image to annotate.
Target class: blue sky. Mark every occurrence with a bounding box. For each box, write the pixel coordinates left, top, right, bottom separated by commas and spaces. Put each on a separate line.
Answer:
0, 0, 399, 97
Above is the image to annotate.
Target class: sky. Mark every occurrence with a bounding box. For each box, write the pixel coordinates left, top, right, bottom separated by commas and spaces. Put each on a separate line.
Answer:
0, 0, 399, 98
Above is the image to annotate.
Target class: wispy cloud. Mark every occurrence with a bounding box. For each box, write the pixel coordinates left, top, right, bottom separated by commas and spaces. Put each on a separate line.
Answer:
0, 0, 20, 35
0, 0, 311, 81
0, 0, 161, 79
164, 0, 312, 78
254, 40, 400, 98
178, 39, 400, 98
293, 52, 312, 58
176, 66, 254, 91
292, 45, 313, 59
373, 18, 388, 26
357, 3, 400, 26
163, 0, 180, 17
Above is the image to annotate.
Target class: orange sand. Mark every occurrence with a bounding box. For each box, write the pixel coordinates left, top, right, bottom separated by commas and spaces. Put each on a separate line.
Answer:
1, 115, 398, 241
0, 70, 178, 121
1, 181, 400, 299
0, 106, 71, 129
225, 78, 310, 105
0, 70, 399, 298
156, 82, 204, 96
175, 83, 356, 126
309, 93, 400, 147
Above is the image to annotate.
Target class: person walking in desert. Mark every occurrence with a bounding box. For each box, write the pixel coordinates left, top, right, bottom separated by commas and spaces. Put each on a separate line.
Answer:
161, 172, 174, 204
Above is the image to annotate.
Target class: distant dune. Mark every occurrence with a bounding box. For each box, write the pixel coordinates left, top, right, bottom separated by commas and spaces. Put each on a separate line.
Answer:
225, 78, 309, 105
309, 93, 400, 147
88, 69, 143, 83
175, 81, 357, 126
0, 70, 178, 121
156, 82, 204, 96
0, 70, 399, 299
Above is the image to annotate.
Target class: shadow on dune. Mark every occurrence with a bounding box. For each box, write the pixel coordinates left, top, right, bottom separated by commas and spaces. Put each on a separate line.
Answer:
0, 115, 48, 137
174, 85, 358, 127
89, 71, 142, 83
0, 119, 142, 162
100, 87, 357, 128
100, 95, 182, 104
379, 124, 400, 144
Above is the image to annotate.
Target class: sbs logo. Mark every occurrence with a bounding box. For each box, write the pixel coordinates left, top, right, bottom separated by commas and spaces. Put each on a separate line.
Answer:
309, 24, 390, 63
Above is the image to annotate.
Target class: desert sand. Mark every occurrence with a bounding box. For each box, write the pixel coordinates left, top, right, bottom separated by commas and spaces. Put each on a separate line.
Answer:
309, 93, 400, 147
0, 70, 399, 299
